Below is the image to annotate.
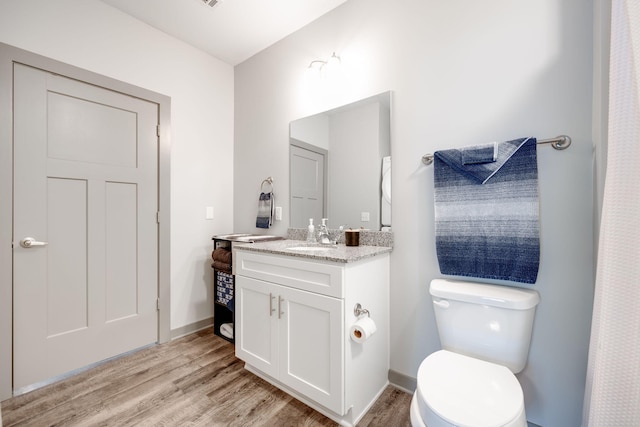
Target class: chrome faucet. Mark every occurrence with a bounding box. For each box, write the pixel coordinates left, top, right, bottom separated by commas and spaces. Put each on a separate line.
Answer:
317, 218, 333, 244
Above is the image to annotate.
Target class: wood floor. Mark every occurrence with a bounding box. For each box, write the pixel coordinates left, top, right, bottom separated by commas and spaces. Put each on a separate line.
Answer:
1, 327, 412, 427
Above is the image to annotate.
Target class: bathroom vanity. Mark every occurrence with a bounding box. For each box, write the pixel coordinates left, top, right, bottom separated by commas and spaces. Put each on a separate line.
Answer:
233, 240, 391, 427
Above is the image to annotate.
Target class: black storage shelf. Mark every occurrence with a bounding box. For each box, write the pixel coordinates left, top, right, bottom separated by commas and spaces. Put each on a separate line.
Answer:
211, 234, 282, 344
212, 238, 234, 343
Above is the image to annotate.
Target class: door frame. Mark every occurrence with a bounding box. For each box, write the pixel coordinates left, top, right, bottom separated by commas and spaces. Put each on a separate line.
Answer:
289, 138, 328, 228
0, 42, 172, 401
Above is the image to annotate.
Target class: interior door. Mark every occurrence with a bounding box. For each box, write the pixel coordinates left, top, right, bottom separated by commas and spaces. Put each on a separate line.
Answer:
290, 144, 325, 228
12, 63, 159, 390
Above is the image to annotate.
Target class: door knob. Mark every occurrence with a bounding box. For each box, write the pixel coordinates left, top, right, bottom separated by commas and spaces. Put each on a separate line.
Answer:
20, 237, 48, 248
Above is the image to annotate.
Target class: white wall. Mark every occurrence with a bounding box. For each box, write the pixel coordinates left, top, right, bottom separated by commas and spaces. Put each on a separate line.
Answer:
290, 114, 330, 149
234, 0, 595, 425
0, 0, 235, 330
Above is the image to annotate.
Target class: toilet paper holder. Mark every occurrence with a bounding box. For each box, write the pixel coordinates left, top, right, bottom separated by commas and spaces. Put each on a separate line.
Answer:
354, 303, 370, 318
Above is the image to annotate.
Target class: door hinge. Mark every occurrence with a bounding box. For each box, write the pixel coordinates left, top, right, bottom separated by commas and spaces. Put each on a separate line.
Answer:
156, 125, 160, 137
156, 211, 160, 224
157, 298, 160, 311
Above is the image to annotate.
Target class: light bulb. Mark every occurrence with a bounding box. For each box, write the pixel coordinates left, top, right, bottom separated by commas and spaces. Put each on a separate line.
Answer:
323, 52, 341, 79
326, 52, 341, 68
306, 60, 324, 80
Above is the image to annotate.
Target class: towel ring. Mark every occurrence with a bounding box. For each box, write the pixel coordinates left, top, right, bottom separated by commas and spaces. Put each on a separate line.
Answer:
261, 177, 274, 193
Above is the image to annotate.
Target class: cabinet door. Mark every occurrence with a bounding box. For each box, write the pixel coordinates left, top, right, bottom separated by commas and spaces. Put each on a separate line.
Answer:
235, 276, 278, 378
278, 286, 345, 415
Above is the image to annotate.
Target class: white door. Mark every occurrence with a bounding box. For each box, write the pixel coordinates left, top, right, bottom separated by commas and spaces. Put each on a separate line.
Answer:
279, 286, 344, 415
235, 276, 278, 378
12, 64, 159, 389
290, 144, 325, 228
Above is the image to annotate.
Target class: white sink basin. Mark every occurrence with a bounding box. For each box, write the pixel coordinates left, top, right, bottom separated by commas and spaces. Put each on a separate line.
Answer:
286, 245, 336, 252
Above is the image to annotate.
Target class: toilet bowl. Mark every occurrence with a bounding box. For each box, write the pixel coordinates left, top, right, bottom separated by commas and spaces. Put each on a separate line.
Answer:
411, 350, 526, 427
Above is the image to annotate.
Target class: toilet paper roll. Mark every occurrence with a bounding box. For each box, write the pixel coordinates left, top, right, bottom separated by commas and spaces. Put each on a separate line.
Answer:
349, 317, 377, 343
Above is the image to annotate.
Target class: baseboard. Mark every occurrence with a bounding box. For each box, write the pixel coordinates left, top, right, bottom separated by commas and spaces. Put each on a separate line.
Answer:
170, 317, 214, 340
388, 369, 416, 394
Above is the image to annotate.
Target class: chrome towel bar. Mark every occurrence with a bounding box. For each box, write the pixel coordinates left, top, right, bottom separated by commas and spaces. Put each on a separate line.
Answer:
421, 135, 571, 166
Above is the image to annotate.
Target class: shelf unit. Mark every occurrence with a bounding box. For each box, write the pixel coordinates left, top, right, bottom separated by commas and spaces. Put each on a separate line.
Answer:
211, 234, 284, 344
212, 237, 234, 343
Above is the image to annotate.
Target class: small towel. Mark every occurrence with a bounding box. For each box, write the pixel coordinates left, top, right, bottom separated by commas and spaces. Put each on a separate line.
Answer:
220, 323, 234, 340
212, 248, 232, 264
461, 142, 497, 165
433, 137, 540, 284
212, 260, 232, 272
256, 192, 274, 229
435, 138, 530, 184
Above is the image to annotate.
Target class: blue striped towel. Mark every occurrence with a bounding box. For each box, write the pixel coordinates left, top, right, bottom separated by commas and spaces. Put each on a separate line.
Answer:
256, 192, 274, 229
433, 137, 540, 284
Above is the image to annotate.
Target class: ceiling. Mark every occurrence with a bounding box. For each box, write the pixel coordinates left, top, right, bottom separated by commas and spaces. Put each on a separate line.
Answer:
99, 0, 349, 66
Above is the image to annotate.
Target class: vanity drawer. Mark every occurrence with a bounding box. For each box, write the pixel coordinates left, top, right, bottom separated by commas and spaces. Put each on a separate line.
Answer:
234, 250, 344, 298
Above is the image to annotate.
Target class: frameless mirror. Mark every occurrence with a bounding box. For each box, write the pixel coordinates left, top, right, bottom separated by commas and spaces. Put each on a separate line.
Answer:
289, 91, 391, 231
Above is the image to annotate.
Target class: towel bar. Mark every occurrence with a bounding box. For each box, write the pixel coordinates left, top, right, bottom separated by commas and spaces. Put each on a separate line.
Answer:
421, 135, 571, 166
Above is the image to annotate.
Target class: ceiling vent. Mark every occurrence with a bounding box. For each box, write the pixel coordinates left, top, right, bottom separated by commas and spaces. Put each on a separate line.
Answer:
201, 0, 219, 7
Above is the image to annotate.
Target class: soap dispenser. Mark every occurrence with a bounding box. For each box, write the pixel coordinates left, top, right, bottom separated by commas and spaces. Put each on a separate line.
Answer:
306, 218, 316, 242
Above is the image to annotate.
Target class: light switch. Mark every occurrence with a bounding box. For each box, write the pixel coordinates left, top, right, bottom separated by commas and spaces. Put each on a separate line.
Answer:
275, 206, 282, 221
361, 212, 370, 222
205, 206, 214, 220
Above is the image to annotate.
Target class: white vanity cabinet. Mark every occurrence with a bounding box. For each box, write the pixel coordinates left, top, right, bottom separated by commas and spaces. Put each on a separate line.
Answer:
236, 275, 344, 412
234, 248, 390, 427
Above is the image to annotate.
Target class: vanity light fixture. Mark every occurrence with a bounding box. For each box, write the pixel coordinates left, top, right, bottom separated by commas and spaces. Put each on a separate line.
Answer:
307, 52, 341, 77
325, 52, 341, 69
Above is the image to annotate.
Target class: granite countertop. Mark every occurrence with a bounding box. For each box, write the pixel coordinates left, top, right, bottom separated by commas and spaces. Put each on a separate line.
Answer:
233, 239, 392, 263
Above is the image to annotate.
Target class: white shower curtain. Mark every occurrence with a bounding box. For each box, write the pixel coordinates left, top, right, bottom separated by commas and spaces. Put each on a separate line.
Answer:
584, 1, 640, 425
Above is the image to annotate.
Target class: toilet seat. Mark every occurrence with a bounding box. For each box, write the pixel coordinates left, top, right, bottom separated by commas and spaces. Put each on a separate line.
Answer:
414, 350, 525, 427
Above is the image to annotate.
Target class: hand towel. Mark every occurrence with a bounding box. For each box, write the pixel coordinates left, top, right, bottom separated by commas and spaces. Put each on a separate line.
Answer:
211, 248, 232, 264
212, 260, 232, 272
433, 137, 540, 284
461, 142, 497, 165
220, 323, 234, 340
256, 192, 274, 229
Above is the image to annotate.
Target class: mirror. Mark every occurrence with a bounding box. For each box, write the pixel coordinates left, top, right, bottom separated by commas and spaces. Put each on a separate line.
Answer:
289, 91, 391, 231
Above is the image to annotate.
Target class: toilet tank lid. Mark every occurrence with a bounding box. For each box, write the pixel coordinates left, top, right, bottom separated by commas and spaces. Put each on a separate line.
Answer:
430, 279, 540, 310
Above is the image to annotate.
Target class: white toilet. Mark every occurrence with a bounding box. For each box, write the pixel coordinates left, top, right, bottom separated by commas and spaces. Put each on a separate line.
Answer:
411, 279, 540, 427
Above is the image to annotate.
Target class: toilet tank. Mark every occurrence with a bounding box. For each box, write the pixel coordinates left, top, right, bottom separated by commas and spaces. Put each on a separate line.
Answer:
430, 279, 540, 373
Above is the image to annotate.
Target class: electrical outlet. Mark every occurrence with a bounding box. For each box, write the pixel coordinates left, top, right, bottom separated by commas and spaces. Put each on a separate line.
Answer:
361, 212, 370, 222
205, 206, 214, 220
275, 206, 282, 221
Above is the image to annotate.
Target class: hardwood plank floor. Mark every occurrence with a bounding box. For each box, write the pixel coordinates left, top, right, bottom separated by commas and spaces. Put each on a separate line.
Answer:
1, 327, 412, 426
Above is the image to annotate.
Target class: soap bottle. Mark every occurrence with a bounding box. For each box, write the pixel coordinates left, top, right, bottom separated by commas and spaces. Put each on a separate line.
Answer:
306, 218, 316, 242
